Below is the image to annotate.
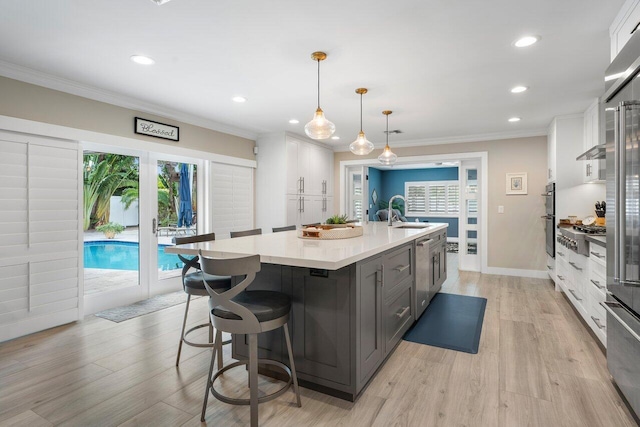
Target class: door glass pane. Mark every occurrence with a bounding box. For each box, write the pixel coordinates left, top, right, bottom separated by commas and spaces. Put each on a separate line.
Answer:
350, 172, 363, 221
83, 152, 140, 295
466, 230, 478, 255
157, 161, 196, 280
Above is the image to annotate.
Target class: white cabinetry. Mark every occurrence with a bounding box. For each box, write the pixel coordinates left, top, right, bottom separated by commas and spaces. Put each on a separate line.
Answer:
547, 123, 556, 183
548, 115, 583, 190
610, 0, 640, 62
0, 131, 81, 342
586, 243, 607, 345
256, 132, 333, 230
582, 99, 602, 183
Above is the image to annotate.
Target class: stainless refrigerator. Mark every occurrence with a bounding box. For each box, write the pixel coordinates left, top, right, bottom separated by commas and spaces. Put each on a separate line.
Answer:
604, 29, 640, 419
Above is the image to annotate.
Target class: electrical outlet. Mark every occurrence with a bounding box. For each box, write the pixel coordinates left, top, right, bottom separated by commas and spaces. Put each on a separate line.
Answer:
498, 205, 504, 214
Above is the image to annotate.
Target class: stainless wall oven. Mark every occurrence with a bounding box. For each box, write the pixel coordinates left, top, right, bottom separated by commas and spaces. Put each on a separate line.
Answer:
542, 182, 555, 258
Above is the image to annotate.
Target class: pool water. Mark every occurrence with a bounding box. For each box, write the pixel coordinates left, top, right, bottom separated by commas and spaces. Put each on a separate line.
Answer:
84, 241, 183, 271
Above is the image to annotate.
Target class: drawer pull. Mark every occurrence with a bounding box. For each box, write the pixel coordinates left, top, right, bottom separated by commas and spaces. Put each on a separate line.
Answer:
590, 251, 605, 259
394, 264, 410, 273
547, 265, 553, 270
395, 306, 410, 319
568, 289, 582, 301
557, 275, 565, 281
590, 279, 605, 290
590, 316, 606, 330
569, 262, 583, 271
558, 251, 565, 257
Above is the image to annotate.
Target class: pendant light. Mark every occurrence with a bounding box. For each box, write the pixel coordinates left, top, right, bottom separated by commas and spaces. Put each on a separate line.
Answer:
378, 110, 397, 165
349, 88, 374, 155
304, 51, 335, 140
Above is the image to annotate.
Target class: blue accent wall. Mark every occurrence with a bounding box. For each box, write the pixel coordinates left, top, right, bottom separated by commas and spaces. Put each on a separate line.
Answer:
371, 166, 460, 237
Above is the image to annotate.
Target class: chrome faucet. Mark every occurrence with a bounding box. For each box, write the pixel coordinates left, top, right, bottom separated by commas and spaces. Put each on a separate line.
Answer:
387, 195, 405, 226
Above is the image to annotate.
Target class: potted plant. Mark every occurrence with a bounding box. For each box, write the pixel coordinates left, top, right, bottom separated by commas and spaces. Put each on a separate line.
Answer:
95, 222, 125, 239
325, 214, 349, 227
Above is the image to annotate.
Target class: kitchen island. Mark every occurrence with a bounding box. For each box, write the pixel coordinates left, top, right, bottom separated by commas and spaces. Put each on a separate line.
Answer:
166, 222, 448, 400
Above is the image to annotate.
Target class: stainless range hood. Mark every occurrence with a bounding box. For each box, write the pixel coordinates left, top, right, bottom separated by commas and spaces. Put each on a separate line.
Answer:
576, 143, 606, 181
576, 143, 606, 160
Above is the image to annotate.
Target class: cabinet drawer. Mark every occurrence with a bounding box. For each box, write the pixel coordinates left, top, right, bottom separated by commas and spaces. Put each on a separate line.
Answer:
588, 271, 606, 295
590, 256, 606, 278
383, 244, 413, 298
384, 282, 413, 354
588, 296, 607, 333
589, 243, 606, 262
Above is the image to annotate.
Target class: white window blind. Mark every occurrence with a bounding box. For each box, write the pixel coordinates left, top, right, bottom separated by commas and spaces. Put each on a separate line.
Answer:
405, 180, 459, 217
211, 162, 254, 239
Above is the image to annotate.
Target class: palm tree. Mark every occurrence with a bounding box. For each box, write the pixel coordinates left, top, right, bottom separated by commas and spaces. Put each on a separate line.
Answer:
83, 153, 138, 230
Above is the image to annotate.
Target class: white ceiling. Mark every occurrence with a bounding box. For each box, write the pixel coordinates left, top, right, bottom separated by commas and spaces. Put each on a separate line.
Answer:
0, 0, 623, 150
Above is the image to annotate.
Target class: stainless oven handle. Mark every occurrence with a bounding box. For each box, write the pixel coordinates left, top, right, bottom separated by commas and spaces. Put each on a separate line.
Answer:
600, 301, 640, 343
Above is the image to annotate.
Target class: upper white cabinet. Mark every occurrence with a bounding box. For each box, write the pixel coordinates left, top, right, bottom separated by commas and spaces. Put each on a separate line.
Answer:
582, 99, 602, 183
610, 0, 640, 61
547, 122, 557, 183
548, 115, 583, 190
256, 132, 334, 230
0, 131, 81, 342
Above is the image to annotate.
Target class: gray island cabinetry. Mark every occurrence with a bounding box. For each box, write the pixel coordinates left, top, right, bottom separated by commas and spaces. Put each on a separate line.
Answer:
166, 222, 448, 401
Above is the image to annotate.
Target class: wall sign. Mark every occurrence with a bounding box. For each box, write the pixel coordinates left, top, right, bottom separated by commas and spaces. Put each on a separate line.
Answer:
135, 117, 179, 141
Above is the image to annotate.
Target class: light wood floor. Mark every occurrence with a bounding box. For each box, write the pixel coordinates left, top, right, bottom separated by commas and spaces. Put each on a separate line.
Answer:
0, 254, 637, 427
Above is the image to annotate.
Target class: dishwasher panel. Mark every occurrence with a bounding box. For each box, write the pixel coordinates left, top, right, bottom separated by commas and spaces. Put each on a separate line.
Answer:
415, 237, 432, 319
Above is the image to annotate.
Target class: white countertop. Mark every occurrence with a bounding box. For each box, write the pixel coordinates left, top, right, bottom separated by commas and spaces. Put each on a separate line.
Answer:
165, 222, 448, 270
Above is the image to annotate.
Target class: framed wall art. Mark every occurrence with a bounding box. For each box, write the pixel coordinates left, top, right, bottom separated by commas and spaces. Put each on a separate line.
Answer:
506, 172, 527, 195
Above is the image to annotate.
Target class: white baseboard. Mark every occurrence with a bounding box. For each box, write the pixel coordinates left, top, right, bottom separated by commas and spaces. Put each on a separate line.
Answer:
483, 266, 550, 279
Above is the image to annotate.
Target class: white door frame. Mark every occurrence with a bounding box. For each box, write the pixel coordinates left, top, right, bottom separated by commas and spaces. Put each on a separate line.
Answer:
339, 151, 488, 274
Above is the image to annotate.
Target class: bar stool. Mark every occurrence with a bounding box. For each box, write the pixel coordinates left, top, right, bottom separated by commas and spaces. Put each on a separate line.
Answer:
199, 252, 301, 426
174, 232, 231, 367
272, 225, 296, 233
230, 228, 262, 238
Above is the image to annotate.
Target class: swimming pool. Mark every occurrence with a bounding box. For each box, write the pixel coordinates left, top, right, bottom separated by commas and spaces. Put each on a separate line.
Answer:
84, 241, 183, 271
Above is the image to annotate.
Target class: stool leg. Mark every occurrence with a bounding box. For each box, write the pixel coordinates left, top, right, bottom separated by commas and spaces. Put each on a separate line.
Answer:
200, 333, 218, 422
215, 329, 223, 369
283, 323, 302, 407
176, 294, 191, 366
209, 318, 213, 345
248, 333, 259, 427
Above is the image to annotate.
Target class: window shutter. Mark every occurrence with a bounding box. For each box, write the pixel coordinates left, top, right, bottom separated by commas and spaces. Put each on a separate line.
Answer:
447, 184, 460, 214
406, 184, 427, 214
428, 184, 446, 214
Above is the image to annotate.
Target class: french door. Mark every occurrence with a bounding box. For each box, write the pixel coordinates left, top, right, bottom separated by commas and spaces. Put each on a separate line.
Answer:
83, 143, 203, 314
459, 160, 480, 271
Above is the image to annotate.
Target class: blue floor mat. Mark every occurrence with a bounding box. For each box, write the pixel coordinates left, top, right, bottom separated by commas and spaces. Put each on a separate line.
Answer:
403, 292, 487, 354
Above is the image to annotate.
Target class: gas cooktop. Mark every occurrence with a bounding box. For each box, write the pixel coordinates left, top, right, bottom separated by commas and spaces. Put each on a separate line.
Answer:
572, 225, 606, 235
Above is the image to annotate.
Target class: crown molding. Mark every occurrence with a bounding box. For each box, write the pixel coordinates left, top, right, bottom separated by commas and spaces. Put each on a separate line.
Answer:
331, 128, 548, 152
0, 60, 259, 141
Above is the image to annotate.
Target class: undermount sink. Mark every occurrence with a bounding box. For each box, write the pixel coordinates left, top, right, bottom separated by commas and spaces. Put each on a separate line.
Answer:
392, 222, 431, 229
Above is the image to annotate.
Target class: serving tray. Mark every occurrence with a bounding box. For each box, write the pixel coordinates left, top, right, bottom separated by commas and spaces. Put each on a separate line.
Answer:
299, 224, 363, 240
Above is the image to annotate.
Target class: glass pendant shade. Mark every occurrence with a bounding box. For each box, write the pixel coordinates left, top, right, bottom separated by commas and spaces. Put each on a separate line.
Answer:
349, 131, 374, 155
378, 144, 397, 165
378, 110, 397, 165
305, 108, 335, 140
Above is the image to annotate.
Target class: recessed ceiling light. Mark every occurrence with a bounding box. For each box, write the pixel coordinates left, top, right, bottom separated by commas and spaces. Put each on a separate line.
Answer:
511, 86, 528, 93
232, 96, 247, 103
289, 119, 299, 124
508, 117, 521, 122
331, 136, 340, 140
514, 36, 540, 47
130, 55, 155, 65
